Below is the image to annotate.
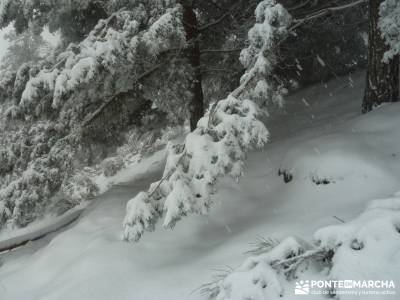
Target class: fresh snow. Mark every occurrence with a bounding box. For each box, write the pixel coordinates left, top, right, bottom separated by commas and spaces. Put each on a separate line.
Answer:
1, 71, 400, 300
0, 149, 167, 252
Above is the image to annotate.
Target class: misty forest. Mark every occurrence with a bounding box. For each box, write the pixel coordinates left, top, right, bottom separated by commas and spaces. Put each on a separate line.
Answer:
0, 0, 400, 299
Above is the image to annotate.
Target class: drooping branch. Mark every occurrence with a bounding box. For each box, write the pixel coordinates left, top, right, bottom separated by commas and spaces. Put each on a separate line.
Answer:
290, 0, 367, 31
287, 0, 313, 12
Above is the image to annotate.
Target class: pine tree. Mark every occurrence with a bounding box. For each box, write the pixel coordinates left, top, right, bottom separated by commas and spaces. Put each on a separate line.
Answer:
0, 1, 191, 229
123, 0, 291, 242
0, 0, 374, 235
180, 0, 204, 131
362, 0, 400, 113
379, 0, 400, 61
0, 0, 265, 230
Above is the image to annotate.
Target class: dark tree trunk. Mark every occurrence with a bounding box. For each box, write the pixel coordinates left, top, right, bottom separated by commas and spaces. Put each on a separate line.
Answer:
362, 0, 399, 113
181, 1, 205, 131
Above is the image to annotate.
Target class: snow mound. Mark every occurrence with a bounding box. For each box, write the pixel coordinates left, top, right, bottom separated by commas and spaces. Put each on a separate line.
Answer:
208, 237, 307, 300
279, 104, 400, 185
210, 196, 400, 300
315, 197, 400, 288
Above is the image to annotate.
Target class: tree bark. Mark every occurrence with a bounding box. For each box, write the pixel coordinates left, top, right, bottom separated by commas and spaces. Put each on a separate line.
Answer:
181, 1, 205, 131
362, 0, 399, 113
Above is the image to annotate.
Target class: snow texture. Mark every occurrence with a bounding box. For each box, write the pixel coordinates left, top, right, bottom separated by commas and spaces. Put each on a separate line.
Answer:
3, 72, 400, 300
212, 194, 400, 300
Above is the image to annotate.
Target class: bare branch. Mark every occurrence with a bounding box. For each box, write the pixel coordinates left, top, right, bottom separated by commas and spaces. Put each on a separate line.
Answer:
198, 1, 242, 32
291, 0, 367, 31
200, 48, 242, 54
201, 68, 232, 74
287, 0, 313, 12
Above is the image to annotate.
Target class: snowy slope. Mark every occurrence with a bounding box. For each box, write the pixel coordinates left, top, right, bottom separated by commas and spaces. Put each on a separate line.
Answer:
1, 71, 399, 300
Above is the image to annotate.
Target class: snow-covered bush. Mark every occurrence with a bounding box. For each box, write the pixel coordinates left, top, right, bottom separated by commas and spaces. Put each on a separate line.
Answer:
61, 172, 99, 204
206, 196, 400, 300
379, 0, 400, 62
123, 0, 291, 242
101, 157, 125, 177
0, 121, 77, 227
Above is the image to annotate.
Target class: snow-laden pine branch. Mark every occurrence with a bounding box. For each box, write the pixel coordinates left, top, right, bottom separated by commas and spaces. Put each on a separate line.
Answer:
9, 6, 186, 120
0, 2, 189, 229
123, 0, 292, 242
379, 0, 400, 62
123, 97, 269, 241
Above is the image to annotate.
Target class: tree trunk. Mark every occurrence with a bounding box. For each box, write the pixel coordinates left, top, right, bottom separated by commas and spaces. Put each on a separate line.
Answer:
181, 1, 205, 131
362, 0, 399, 113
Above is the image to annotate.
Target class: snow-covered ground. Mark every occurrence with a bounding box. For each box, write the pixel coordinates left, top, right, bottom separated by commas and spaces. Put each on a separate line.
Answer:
1, 71, 400, 300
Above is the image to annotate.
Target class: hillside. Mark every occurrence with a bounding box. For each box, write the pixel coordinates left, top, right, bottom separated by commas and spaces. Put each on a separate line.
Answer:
2, 71, 399, 299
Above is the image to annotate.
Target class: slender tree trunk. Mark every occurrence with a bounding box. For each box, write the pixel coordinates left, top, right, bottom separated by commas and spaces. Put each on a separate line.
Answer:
181, 1, 205, 131
362, 0, 399, 113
